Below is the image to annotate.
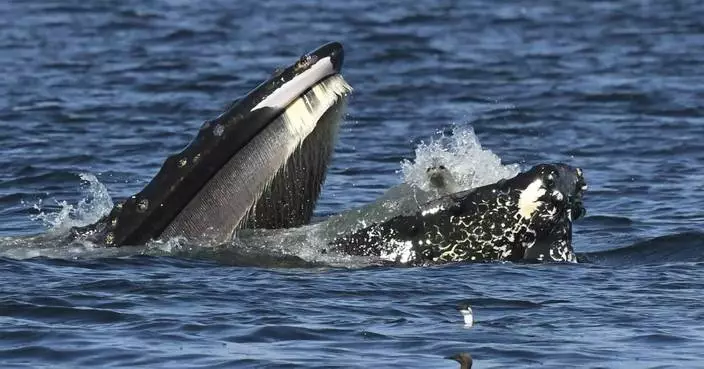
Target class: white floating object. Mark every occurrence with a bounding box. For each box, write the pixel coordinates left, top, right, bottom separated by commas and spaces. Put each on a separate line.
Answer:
460, 306, 474, 327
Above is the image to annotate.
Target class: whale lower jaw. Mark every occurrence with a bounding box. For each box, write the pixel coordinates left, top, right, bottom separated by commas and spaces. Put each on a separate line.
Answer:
161, 75, 352, 243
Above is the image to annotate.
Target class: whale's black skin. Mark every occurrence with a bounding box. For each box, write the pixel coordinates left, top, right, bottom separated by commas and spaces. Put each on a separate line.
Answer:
74, 42, 349, 246
328, 163, 587, 264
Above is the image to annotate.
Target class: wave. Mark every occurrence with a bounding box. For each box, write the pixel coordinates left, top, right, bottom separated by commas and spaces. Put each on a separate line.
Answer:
579, 231, 704, 265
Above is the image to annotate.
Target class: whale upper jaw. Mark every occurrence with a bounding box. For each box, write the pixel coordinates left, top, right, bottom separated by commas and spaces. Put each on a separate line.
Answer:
236, 42, 345, 114
80, 42, 351, 247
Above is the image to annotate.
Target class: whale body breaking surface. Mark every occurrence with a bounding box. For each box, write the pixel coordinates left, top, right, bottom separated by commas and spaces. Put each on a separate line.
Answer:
24, 42, 588, 265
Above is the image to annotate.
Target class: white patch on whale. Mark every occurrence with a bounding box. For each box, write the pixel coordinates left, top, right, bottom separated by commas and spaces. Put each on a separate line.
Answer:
517, 179, 545, 219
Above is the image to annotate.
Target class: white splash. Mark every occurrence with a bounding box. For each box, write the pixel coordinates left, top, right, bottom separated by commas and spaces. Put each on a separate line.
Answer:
31, 173, 114, 233
400, 126, 520, 195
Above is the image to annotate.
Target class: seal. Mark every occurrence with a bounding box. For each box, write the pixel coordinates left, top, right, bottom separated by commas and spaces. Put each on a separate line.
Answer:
426, 164, 461, 195
327, 163, 587, 264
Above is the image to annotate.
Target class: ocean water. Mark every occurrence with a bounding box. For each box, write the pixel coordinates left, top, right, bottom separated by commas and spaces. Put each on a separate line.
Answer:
1, 0, 703, 368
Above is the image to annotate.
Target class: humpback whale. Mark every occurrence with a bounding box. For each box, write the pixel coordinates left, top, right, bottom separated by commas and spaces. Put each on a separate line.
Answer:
327, 164, 587, 264
74, 42, 352, 246
65, 42, 588, 265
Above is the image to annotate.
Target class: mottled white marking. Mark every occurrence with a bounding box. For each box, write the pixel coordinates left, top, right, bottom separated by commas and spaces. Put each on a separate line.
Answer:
518, 179, 546, 218
381, 240, 414, 263
421, 205, 444, 216
546, 206, 558, 219
499, 246, 512, 259
550, 243, 577, 263
551, 189, 564, 201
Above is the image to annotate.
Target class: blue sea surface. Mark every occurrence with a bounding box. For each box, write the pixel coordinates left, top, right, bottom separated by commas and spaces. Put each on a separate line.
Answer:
1, 0, 704, 368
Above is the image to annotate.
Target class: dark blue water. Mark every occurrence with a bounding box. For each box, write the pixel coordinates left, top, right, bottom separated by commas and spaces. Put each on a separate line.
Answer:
1, 0, 704, 367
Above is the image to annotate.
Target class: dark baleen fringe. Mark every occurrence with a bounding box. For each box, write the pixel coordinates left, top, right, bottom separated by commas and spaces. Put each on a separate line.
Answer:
245, 100, 346, 229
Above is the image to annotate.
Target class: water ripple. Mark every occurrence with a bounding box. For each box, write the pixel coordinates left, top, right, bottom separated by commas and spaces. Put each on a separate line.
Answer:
1, 0, 704, 367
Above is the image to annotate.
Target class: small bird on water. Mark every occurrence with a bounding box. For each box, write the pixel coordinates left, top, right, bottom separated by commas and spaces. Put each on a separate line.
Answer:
457, 302, 474, 327
446, 353, 473, 369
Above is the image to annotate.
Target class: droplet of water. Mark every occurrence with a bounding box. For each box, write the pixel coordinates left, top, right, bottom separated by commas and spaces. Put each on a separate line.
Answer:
30, 173, 115, 232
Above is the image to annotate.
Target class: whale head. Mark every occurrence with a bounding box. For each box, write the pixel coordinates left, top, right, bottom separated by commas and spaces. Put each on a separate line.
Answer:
422, 162, 587, 263
513, 163, 587, 262
83, 42, 352, 246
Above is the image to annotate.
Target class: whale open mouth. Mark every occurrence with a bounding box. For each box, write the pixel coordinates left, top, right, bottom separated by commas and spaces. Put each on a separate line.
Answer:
86, 42, 352, 246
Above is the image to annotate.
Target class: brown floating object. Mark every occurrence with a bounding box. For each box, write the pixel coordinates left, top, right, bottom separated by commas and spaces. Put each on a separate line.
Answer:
446, 352, 473, 369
